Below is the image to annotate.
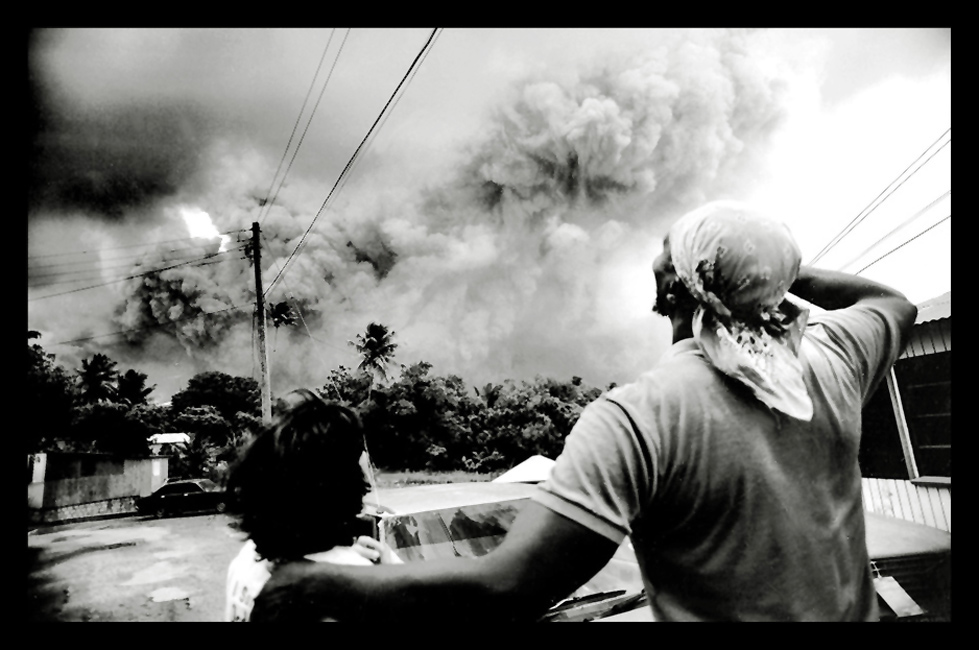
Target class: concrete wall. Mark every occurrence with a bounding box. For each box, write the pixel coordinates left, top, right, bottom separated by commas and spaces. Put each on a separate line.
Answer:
27, 452, 169, 525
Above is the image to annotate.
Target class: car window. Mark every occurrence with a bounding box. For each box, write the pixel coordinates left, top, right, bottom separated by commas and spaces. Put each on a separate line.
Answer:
160, 483, 200, 495
197, 479, 218, 492
380, 499, 524, 563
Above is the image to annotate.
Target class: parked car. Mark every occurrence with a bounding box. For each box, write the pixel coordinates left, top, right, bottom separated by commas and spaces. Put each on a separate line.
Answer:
135, 478, 227, 519
360, 481, 648, 622
362, 462, 950, 622
863, 510, 951, 622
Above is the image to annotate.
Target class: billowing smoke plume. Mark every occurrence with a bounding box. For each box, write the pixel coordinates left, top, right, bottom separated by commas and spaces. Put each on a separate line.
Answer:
28, 28, 793, 399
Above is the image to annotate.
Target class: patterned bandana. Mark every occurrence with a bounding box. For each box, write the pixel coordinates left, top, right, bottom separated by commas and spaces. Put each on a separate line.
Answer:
668, 201, 813, 421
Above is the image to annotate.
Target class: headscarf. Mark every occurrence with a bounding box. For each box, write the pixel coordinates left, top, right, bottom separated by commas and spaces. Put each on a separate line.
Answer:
668, 201, 813, 421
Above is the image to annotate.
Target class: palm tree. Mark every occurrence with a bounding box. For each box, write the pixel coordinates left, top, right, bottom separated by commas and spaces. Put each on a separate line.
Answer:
268, 301, 297, 329
349, 322, 398, 397
76, 353, 120, 404
116, 369, 156, 406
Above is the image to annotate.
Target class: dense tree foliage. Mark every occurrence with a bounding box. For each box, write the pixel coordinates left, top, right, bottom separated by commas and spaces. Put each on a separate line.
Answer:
27, 332, 78, 453
169, 371, 261, 422
26, 327, 611, 477
69, 402, 152, 457
317, 360, 606, 473
171, 405, 235, 448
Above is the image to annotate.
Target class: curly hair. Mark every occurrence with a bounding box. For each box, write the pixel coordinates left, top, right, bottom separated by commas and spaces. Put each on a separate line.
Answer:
226, 389, 370, 563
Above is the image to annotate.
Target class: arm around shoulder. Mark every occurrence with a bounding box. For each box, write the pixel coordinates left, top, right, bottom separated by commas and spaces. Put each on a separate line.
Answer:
250, 502, 620, 623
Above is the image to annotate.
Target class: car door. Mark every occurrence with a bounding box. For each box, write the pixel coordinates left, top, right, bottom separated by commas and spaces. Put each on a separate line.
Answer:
154, 483, 185, 516
159, 482, 199, 515
180, 482, 208, 513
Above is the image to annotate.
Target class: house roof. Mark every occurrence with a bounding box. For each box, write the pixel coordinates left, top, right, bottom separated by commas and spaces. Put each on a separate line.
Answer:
492, 455, 555, 484
915, 291, 950, 324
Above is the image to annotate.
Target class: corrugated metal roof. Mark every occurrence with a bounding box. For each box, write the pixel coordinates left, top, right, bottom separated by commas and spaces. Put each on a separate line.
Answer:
915, 291, 950, 324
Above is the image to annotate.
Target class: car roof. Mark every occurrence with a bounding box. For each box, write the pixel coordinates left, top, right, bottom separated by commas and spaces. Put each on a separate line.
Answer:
162, 478, 217, 489
364, 483, 951, 560
364, 481, 540, 515
864, 510, 951, 559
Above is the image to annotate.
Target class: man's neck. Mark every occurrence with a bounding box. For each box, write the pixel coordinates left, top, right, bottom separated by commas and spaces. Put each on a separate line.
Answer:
671, 315, 694, 344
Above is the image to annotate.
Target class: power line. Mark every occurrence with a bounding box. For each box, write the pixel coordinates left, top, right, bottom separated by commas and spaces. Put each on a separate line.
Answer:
838, 190, 950, 273
28, 258, 239, 291
282, 26, 445, 254
257, 29, 336, 223
47, 303, 251, 347
28, 246, 246, 285
27, 230, 246, 260
28, 241, 240, 272
856, 214, 951, 275
809, 128, 950, 266
28, 247, 244, 279
258, 232, 356, 357
266, 28, 441, 298
258, 29, 349, 228
28, 247, 247, 300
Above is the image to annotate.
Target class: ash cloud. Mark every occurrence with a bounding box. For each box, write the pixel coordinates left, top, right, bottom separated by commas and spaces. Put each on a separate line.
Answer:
29, 32, 212, 220
28, 28, 796, 399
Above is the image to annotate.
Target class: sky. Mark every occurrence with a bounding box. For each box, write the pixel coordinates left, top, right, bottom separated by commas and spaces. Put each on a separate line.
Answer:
27, 28, 951, 402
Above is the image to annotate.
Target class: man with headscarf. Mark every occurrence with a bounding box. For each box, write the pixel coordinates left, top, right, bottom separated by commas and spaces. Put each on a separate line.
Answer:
250, 201, 917, 622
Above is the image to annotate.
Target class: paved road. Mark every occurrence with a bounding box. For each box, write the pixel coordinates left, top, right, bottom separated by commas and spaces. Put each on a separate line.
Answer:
28, 512, 246, 622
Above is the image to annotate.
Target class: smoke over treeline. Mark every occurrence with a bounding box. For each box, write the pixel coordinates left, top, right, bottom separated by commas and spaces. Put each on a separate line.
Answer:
28, 28, 794, 400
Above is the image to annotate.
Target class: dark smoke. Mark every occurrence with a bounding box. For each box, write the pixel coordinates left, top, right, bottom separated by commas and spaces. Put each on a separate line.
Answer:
28, 28, 798, 399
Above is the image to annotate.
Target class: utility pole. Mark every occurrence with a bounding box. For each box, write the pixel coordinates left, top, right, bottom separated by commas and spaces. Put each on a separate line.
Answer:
252, 222, 272, 424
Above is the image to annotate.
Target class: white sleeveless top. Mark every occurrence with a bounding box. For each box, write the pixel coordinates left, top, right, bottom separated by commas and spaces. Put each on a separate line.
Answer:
225, 539, 373, 622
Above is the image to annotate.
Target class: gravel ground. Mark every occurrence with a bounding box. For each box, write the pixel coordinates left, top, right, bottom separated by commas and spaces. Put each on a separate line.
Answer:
28, 512, 247, 622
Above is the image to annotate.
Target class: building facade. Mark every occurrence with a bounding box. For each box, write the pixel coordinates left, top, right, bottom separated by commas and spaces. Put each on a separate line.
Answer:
27, 452, 169, 525
859, 292, 951, 532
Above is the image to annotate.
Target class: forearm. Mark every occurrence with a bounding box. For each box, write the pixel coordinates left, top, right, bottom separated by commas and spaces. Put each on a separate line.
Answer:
252, 555, 536, 623
790, 266, 912, 312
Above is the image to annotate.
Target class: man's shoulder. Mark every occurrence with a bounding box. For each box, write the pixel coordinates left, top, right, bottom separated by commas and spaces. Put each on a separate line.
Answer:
605, 341, 717, 404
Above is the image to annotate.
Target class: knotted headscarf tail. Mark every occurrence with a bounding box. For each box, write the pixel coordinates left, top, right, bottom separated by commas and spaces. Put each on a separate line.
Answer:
669, 201, 814, 421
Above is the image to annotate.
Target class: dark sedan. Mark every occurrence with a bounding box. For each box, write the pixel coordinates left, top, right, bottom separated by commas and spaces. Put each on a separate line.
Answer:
135, 479, 227, 518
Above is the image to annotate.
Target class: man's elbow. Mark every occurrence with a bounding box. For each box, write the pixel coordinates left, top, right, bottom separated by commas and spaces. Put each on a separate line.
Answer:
863, 293, 917, 339
887, 295, 918, 343
472, 555, 555, 622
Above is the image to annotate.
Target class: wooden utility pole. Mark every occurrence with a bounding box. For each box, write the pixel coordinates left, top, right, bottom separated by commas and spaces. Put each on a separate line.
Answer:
252, 222, 272, 424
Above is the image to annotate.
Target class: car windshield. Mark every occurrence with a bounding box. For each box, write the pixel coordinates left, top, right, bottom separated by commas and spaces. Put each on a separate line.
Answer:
197, 479, 218, 491
380, 499, 523, 563
378, 496, 646, 613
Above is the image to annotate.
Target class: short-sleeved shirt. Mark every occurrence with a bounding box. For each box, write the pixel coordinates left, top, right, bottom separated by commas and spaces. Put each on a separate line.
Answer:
533, 303, 905, 621
225, 539, 373, 622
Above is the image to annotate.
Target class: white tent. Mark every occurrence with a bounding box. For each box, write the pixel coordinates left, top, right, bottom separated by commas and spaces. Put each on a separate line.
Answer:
492, 455, 556, 484
147, 432, 191, 454
148, 432, 191, 445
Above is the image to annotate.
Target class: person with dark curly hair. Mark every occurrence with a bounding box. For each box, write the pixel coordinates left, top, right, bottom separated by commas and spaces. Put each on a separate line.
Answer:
224, 388, 399, 622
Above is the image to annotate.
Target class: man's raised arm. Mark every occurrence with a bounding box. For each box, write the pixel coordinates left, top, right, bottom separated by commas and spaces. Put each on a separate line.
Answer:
790, 265, 918, 345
